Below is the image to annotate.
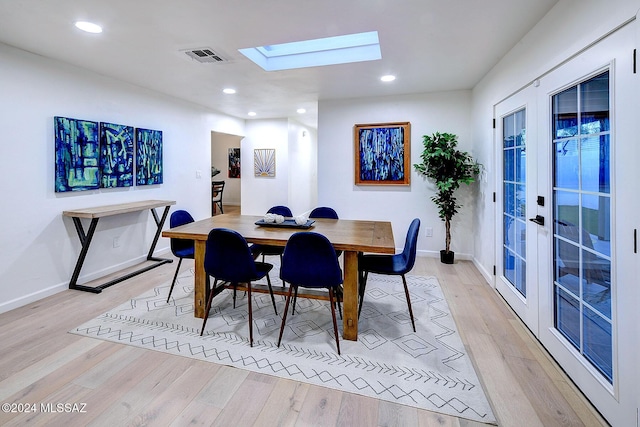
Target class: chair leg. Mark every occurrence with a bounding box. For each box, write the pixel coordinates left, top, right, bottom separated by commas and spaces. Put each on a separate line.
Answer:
292, 286, 298, 315
328, 288, 341, 355
167, 257, 183, 303
358, 271, 369, 317
200, 276, 214, 336
247, 282, 253, 347
332, 286, 343, 320
277, 286, 295, 347
401, 274, 416, 332
232, 283, 237, 308
266, 274, 277, 315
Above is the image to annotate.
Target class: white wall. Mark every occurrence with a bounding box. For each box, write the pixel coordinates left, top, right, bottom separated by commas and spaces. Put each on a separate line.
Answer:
287, 119, 318, 216
240, 118, 317, 216
0, 42, 244, 313
471, 0, 640, 281
240, 119, 290, 215
317, 91, 475, 254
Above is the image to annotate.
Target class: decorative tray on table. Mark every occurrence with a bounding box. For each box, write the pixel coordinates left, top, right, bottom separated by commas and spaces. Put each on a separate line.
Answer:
254, 219, 315, 229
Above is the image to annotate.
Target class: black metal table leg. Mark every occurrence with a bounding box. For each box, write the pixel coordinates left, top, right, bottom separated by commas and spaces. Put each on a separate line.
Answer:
68, 205, 173, 293
69, 217, 101, 292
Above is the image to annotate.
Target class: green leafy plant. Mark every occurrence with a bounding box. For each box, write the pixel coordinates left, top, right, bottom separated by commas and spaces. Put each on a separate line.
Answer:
414, 132, 479, 255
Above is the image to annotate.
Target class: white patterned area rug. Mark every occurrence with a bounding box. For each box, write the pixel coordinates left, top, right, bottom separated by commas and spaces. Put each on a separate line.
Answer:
71, 268, 496, 424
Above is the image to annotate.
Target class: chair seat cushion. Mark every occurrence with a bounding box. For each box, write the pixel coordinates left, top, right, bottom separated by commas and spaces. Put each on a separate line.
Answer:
174, 247, 195, 258
360, 253, 406, 275
254, 262, 273, 280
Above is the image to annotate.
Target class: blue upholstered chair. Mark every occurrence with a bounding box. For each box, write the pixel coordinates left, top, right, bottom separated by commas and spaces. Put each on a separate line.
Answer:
166, 210, 195, 303
309, 206, 339, 220
253, 205, 293, 263
200, 228, 277, 346
277, 232, 343, 354
309, 206, 342, 259
358, 218, 420, 332
267, 205, 293, 217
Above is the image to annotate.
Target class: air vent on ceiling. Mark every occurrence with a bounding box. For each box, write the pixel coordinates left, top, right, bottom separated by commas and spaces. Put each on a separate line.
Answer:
182, 48, 226, 63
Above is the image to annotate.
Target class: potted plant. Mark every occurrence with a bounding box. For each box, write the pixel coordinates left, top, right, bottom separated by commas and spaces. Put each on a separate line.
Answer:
414, 132, 479, 264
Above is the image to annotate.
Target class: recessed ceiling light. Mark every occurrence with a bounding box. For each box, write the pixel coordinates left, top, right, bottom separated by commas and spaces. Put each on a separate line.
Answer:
239, 31, 381, 71
75, 21, 103, 34
223, 88, 236, 94
297, 108, 306, 114
248, 111, 257, 117
381, 75, 396, 82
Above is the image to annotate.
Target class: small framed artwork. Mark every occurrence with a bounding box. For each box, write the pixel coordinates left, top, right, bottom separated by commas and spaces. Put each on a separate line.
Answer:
54, 116, 100, 192
254, 148, 276, 177
136, 128, 163, 185
354, 121, 411, 186
228, 148, 241, 178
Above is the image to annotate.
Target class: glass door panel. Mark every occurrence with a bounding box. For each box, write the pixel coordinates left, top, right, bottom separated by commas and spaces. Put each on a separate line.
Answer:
503, 109, 527, 296
495, 85, 539, 335
551, 70, 612, 382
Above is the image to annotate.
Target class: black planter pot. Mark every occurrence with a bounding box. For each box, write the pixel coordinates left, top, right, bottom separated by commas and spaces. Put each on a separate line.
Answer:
440, 250, 455, 264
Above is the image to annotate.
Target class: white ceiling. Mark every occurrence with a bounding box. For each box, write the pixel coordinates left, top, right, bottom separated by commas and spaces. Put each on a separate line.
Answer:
0, 0, 558, 129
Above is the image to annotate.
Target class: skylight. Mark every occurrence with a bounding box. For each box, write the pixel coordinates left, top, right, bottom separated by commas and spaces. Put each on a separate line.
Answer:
239, 31, 381, 71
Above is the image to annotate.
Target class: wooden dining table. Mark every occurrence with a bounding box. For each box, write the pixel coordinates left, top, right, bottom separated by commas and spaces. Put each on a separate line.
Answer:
161, 213, 395, 340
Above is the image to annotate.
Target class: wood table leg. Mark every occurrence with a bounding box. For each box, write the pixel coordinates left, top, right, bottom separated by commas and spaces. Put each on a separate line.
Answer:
342, 250, 359, 341
194, 240, 207, 318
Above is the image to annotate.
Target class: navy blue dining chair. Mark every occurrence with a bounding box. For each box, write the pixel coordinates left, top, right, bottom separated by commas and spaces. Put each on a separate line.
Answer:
253, 205, 293, 263
358, 218, 420, 332
200, 228, 277, 347
309, 206, 339, 220
277, 231, 343, 354
309, 206, 342, 259
166, 209, 195, 303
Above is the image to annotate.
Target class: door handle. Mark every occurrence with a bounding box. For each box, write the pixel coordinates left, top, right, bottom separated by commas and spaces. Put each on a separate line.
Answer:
529, 215, 545, 226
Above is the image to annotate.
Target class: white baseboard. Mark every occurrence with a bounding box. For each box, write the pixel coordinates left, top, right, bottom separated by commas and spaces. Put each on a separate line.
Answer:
0, 247, 171, 315
472, 257, 493, 286
0, 282, 68, 314
415, 249, 473, 260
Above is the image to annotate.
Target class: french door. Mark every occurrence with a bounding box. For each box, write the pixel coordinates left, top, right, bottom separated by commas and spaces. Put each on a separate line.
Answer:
494, 20, 639, 426
495, 86, 539, 334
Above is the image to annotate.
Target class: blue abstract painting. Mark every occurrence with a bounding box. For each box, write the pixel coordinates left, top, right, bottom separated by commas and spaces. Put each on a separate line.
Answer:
355, 122, 410, 185
100, 122, 134, 188
55, 116, 100, 192
136, 128, 163, 185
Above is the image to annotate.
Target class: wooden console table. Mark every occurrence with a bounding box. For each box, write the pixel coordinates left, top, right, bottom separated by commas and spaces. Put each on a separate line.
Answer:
63, 200, 176, 293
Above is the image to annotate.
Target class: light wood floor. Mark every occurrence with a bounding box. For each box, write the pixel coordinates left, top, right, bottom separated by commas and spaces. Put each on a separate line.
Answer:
0, 246, 608, 425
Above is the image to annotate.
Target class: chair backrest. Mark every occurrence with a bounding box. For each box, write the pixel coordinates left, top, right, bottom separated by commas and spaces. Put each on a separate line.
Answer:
399, 218, 421, 273
267, 205, 293, 217
204, 228, 261, 282
169, 210, 195, 255
280, 232, 343, 288
212, 181, 225, 202
309, 206, 339, 219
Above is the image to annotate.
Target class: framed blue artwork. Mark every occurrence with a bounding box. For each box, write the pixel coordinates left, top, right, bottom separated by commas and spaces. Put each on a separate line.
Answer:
100, 122, 134, 188
54, 116, 100, 192
136, 128, 163, 185
354, 122, 411, 186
